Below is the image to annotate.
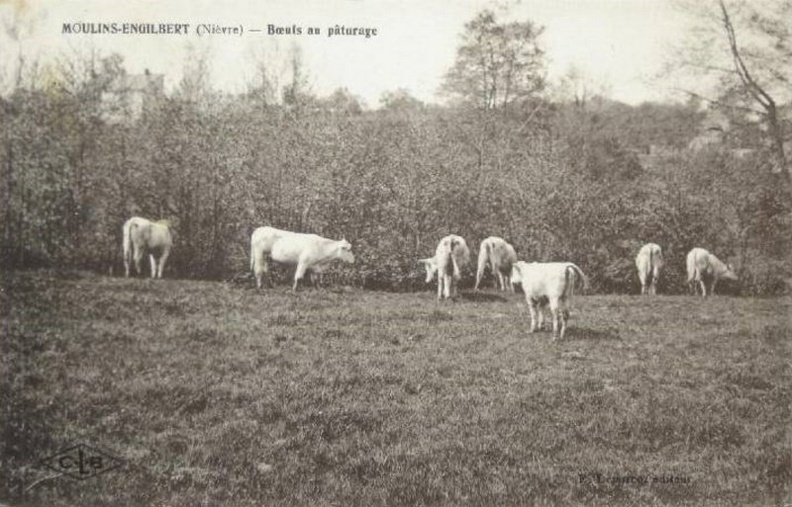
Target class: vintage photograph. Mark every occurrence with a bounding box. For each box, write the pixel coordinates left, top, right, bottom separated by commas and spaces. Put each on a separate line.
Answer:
1, 0, 790, 506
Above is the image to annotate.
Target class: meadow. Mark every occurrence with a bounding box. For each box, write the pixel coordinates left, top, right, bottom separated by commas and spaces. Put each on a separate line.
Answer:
2, 270, 790, 507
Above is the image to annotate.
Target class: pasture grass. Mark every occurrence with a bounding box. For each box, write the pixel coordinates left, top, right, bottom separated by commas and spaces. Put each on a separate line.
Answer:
1, 270, 790, 506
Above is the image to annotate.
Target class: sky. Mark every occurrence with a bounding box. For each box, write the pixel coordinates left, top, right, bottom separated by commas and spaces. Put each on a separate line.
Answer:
0, 0, 690, 106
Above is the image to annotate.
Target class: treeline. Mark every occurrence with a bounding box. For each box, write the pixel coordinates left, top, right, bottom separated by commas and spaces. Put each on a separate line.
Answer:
0, 57, 789, 295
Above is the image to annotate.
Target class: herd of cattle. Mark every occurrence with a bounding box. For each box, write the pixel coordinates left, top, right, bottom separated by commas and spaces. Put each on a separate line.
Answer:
122, 216, 739, 340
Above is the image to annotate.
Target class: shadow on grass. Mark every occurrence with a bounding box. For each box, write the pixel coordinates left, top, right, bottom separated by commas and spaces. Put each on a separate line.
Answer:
459, 291, 509, 303
565, 326, 622, 341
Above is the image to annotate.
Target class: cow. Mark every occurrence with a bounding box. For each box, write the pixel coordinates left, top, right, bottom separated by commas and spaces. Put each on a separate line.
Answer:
250, 226, 354, 290
419, 235, 470, 300
510, 261, 586, 341
475, 236, 518, 292
122, 217, 173, 279
686, 247, 738, 297
635, 243, 663, 295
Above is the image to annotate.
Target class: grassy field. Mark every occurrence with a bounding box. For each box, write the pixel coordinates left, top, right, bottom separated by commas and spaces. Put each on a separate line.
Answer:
1, 270, 790, 507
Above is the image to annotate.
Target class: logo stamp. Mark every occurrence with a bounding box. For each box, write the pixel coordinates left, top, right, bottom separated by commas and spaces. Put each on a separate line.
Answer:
40, 443, 125, 480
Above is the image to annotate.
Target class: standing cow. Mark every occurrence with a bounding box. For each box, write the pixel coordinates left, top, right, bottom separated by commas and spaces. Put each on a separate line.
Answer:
419, 235, 470, 300
250, 226, 355, 290
122, 217, 173, 279
511, 261, 586, 341
475, 236, 518, 292
635, 243, 663, 295
686, 247, 738, 297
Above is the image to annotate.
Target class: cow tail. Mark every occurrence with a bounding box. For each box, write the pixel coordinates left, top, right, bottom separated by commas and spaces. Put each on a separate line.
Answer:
566, 264, 587, 295
652, 246, 663, 270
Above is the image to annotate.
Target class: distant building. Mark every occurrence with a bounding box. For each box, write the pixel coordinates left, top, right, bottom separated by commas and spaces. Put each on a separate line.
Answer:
688, 109, 730, 151
101, 69, 164, 122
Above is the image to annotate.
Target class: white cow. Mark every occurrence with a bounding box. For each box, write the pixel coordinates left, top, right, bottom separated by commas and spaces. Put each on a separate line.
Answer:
475, 236, 518, 292
511, 261, 586, 341
250, 226, 354, 290
635, 243, 663, 295
686, 247, 738, 297
122, 217, 173, 279
419, 235, 470, 300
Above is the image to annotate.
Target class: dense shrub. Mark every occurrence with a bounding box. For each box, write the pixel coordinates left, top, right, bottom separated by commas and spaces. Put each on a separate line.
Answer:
1, 59, 789, 295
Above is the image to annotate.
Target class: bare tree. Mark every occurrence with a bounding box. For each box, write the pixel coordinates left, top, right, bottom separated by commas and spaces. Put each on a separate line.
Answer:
670, 0, 792, 183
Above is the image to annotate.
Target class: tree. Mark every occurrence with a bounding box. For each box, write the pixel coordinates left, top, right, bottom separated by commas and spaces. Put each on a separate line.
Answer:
551, 64, 612, 109
320, 87, 364, 115
379, 88, 424, 113
440, 9, 545, 109
671, 0, 792, 184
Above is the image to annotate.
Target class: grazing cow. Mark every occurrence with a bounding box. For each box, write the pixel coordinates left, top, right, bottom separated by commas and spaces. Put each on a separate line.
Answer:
122, 217, 173, 279
511, 261, 586, 341
686, 247, 738, 297
475, 236, 518, 292
419, 235, 470, 300
635, 243, 664, 295
250, 226, 354, 290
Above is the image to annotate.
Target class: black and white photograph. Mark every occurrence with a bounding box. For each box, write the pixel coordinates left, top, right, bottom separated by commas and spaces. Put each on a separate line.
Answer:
1, 0, 790, 505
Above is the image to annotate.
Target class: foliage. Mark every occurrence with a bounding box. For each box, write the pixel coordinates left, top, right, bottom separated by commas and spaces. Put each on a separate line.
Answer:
671, 0, 792, 183
440, 9, 545, 109
0, 46, 790, 295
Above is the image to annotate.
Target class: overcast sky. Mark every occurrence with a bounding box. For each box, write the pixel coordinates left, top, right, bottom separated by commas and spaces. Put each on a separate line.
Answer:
0, 0, 690, 106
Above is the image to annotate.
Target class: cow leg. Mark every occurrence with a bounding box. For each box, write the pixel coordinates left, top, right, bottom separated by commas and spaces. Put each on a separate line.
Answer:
651, 267, 660, 295
157, 248, 170, 279
443, 273, 453, 300
133, 248, 145, 277
262, 261, 271, 289
149, 254, 157, 279
710, 279, 717, 296
558, 303, 568, 340
528, 299, 539, 333
124, 256, 131, 278
550, 299, 564, 340
253, 257, 269, 289
699, 278, 707, 297
293, 262, 309, 291
292, 260, 308, 291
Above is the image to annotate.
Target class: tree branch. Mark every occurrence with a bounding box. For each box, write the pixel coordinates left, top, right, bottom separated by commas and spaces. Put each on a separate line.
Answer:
719, 0, 775, 111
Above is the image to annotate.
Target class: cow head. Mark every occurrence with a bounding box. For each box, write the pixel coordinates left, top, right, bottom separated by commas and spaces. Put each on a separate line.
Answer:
336, 239, 355, 264
418, 257, 438, 283
510, 264, 523, 288
722, 263, 739, 281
